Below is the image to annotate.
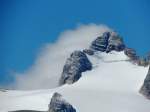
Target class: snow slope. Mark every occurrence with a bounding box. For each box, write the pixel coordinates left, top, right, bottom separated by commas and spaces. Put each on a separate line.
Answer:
0, 51, 150, 112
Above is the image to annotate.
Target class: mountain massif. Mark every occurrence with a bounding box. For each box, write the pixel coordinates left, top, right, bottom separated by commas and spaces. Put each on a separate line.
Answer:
1, 31, 150, 112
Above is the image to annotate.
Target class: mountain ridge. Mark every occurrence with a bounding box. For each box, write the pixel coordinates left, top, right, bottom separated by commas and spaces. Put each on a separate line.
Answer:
59, 31, 150, 86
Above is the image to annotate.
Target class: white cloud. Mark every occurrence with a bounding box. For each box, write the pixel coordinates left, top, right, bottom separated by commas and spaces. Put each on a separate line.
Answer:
13, 24, 112, 90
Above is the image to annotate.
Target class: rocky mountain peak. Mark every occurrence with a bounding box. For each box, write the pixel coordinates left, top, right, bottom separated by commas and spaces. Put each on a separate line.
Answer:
90, 31, 125, 53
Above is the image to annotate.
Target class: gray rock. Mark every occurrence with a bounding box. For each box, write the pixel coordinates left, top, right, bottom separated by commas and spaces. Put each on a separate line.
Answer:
90, 31, 125, 53
140, 67, 150, 99
106, 31, 125, 52
59, 50, 92, 85
83, 49, 94, 55
90, 32, 110, 52
48, 92, 76, 112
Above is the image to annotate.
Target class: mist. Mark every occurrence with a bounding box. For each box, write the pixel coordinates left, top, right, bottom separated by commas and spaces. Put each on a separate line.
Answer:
13, 24, 111, 90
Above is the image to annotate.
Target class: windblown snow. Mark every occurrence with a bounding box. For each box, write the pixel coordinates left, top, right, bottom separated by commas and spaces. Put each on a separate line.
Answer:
0, 51, 150, 112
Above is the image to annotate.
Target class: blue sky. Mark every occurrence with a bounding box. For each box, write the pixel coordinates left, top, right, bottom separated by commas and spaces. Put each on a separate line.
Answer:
0, 0, 150, 86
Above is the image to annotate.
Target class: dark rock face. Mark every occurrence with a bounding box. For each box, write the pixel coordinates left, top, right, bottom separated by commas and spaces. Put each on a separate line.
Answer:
83, 49, 94, 55
90, 31, 125, 53
59, 50, 92, 85
48, 92, 76, 112
107, 32, 125, 52
140, 67, 150, 99
90, 32, 110, 52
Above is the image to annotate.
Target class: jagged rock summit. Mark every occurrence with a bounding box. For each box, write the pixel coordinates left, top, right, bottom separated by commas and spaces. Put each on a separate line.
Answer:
90, 31, 125, 53
48, 92, 76, 112
59, 50, 92, 85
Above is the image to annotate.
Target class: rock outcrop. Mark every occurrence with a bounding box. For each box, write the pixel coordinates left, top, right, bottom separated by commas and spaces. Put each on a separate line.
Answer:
48, 92, 76, 112
59, 50, 92, 85
140, 67, 150, 99
90, 31, 125, 53
124, 48, 138, 60
83, 49, 94, 55
90, 32, 110, 52
124, 48, 149, 67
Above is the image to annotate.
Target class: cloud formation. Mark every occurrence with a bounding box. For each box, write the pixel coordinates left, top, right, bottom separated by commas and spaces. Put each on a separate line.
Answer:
13, 24, 111, 90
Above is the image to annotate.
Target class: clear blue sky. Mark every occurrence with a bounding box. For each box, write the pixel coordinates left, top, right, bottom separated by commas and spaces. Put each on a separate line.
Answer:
0, 0, 150, 86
